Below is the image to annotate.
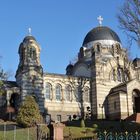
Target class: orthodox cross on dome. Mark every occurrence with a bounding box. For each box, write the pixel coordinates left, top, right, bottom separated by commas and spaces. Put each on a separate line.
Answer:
28, 27, 32, 36
97, 15, 103, 26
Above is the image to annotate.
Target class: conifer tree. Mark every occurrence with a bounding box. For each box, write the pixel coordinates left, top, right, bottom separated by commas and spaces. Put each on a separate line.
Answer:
16, 95, 42, 127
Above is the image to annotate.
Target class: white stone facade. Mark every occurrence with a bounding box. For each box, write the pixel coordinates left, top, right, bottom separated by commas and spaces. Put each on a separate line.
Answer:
43, 74, 90, 121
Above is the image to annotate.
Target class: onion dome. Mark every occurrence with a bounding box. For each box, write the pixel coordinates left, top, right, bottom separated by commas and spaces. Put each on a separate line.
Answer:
83, 26, 121, 46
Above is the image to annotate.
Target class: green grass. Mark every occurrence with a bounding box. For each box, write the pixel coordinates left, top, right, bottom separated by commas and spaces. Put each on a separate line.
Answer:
63, 120, 140, 139
64, 126, 95, 138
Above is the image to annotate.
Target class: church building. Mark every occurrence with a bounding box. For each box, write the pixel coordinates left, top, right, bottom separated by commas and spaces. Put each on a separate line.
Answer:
0, 17, 140, 122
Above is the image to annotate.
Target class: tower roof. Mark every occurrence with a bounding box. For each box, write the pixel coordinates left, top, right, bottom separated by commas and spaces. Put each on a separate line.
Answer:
83, 26, 121, 46
23, 35, 36, 42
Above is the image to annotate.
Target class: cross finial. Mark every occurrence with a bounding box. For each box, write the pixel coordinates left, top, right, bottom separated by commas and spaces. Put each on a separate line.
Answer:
97, 15, 103, 26
28, 27, 32, 36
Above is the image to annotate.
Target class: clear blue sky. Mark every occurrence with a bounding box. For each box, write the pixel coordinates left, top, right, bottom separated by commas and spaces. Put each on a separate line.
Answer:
0, 0, 139, 80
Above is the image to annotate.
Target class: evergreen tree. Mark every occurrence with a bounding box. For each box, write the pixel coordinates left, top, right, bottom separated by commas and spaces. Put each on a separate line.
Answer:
16, 95, 42, 127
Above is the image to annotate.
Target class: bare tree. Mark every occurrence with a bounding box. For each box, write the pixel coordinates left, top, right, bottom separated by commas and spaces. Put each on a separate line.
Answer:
68, 76, 89, 119
0, 56, 10, 95
117, 0, 140, 47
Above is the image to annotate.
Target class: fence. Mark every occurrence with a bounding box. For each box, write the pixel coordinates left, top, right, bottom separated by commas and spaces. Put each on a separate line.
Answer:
0, 123, 49, 140
97, 131, 140, 140
64, 131, 140, 140
64, 136, 95, 140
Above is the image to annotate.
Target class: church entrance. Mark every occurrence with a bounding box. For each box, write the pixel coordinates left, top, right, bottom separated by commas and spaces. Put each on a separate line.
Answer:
9, 93, 20, 110
135, 97, 140, 113
132, 89, 140, 113
6, 93, 20, 120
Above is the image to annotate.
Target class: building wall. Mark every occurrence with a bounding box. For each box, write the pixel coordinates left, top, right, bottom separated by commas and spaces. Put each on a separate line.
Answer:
108, 93, 121, 120
43, 74, 90, 121
119, 93, 128, 119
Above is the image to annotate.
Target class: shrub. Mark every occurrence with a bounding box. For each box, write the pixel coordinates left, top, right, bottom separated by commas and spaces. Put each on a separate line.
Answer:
80, 119, 85, 127
92, 123, 98, 132
73, 114, 77, 120
16, 95, 42, 127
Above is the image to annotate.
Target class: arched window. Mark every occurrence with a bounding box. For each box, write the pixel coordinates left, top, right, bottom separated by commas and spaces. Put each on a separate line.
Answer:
111, 67, 125, 82
45, 83, 51, 100
97, 44, 100, 53
113, 44, 120, 55
32, 49, 36, 59
29, 48, 32, 58
117, 68, 123, 82
75, 87, 81, 102
124, 72, 128, 81
56, 84, 61, 101
65, 85, 71, 101
112, 69, 116, 81
29, 47, 36, 59
116, 44, 120, 54
84, 87, 90, 102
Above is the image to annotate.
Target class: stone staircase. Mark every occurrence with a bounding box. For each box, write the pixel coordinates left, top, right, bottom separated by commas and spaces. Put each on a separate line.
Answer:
125, 113, 140, 123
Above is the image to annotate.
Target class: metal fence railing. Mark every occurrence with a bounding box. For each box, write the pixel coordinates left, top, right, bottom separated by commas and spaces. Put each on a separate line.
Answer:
0, 123, 49, 140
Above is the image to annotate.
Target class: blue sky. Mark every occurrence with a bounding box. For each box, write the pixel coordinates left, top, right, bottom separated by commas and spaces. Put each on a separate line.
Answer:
0, 0, 139, 80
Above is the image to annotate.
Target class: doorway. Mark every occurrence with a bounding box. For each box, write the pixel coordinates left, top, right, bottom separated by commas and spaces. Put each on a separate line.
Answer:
132, 89, 140, 113
135, 97, 140, 113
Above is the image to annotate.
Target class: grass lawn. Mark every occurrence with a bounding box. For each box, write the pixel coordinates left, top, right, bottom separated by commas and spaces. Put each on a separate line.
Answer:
64, 126, 95, 138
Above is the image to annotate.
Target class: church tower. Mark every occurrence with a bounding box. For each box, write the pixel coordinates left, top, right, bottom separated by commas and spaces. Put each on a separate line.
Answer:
81, 17, 131, 119
15, 32, 44, 113
70, 16, 133, 119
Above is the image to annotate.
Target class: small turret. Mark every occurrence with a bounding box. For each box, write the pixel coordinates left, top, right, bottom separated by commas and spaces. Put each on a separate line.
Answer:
133, 57, 140, 68
66, 63, 73, 75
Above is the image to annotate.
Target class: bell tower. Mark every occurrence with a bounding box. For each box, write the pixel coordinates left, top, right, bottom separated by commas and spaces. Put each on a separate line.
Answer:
16, 33, 44, 113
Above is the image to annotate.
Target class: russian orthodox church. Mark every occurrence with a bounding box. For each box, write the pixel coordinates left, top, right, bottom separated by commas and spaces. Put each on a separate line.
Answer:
0, 17, 140, 122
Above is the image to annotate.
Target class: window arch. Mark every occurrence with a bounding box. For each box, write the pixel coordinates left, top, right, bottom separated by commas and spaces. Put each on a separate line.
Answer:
111, 67, 129, 82
45, 83, 52, 100
75, 87, 81, 102
117, 68, 123, 82
116, 44, 120, 54
97, 44, 100, 52
112, 69, 116, 81
94, 43, 101, 53
55, 84, 61, 101
113, 43, 120, 55
65, 85, 71, 101
29, 47, 36, 59
84, 87, 90, 102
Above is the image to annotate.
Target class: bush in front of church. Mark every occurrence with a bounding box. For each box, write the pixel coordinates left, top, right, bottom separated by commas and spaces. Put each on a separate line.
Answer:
92, 124, 98, 132
16, 95, 42, 127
